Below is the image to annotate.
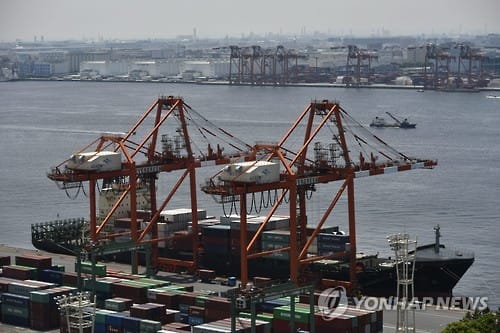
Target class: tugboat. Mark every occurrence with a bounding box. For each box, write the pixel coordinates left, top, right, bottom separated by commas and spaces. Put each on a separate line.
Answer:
370, 112, 416, 128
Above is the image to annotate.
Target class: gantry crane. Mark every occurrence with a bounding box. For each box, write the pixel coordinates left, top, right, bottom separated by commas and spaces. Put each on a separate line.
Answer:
455, 43, 487, 89
201, 99, 437, 291
215, 45, 306, 85
47, 96, 255, 273
345, 45, 378, 87
424, 43, 456, 89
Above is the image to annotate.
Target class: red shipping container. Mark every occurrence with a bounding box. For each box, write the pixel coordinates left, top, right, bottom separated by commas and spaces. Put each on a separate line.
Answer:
178, 291, 197, 306
15, 254, 52, 269
112, 282, 148, 304
189, 305, 205, 318
0, 277, 17, 292
273, 318, 310, 332
0, 255, 11, 267
2, 265, 37, 280
155, 291, 180, 309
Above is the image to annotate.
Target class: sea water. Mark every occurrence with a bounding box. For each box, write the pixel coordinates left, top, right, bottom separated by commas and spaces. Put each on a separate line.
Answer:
0, 81, 498, 308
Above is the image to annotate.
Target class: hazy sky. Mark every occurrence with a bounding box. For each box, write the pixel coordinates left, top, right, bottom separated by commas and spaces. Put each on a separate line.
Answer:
1, 0, 499, 42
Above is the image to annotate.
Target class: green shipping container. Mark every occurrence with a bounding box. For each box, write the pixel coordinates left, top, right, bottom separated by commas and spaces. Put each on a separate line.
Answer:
95, 309, 116, 324
75, 261, 106, 277
273, 305, 311, 324
1, 304, 30, 319
29, 290, 50, 304
195, 295, 210, 307
262, 230, 292, 243
136, 278, 170, 287
139, 319, 162, 333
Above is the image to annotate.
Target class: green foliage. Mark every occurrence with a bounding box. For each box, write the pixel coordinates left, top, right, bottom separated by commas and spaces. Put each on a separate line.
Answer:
441, 308, 500, 333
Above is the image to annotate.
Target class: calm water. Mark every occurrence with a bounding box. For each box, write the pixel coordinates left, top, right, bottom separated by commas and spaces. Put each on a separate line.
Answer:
0, 81, 499, 308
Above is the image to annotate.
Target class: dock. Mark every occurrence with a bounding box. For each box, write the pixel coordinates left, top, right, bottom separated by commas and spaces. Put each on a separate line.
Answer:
0, 244, 468, 333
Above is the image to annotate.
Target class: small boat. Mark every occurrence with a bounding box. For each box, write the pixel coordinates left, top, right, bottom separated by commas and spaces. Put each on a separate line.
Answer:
370, 116, 398, 128
417, 89, 424, 92
370, 112, 416, 129
486, 95, 500, 99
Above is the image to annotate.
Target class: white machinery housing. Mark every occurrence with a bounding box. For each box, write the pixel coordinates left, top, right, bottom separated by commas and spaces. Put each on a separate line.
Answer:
218, 161, 280, 184
66, 151, 122, 171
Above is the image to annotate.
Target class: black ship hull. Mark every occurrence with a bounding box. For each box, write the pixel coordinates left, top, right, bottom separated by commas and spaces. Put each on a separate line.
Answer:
355, 258, 474, 298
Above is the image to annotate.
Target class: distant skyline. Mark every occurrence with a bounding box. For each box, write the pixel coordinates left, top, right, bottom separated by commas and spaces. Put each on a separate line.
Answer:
1, 0, 500, 42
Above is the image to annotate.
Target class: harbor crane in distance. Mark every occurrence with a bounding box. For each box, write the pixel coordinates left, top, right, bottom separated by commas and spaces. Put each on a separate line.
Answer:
201, 99, 437, 291
345, 45, 378, 87
214, 44, 306, 85
47, 96, 256, 273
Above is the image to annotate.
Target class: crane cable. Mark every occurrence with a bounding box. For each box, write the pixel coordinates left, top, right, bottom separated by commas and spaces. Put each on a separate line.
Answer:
186, 105, 252, 151
340, 108, 411, 161
63, 181, 86, 200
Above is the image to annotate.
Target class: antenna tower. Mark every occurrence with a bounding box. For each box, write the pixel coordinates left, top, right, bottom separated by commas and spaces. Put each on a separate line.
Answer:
388, 233, 417, 333
56, 291, 96, 333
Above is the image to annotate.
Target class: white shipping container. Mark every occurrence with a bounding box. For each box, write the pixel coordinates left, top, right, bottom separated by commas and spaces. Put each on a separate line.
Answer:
230, 220, 266, 232
160, 208, 207, 223
251, 215, 290, 230
220, 214, 257, 225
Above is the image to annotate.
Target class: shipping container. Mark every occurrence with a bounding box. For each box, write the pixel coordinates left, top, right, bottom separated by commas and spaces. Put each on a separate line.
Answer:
105, 297, 133, 312
75, 261, 107, 277
122, 316, 141, 333
139, 319, 162, 333
0, 255, 11, 267
15, 254, 52, 269
2, 265, 38, 280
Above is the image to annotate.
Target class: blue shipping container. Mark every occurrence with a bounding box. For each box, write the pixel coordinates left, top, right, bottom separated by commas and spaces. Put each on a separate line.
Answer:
105, 312, 128, 327
122, 316, 141, 333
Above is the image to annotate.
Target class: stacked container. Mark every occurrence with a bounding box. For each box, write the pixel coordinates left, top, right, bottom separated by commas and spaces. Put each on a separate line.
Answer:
1, 292, 31, 327
317, 232, 350, 256
29, 286, 77, 330
261, 229, 300, 261
192, 317, 271, 333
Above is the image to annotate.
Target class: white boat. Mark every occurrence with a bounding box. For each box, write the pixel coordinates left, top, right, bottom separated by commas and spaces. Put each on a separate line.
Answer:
370, 116, 398, 128
486, 95, 500, 99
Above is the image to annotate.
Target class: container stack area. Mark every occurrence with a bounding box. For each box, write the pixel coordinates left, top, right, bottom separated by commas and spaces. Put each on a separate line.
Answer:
0, 251, 383, 333
196, 212, 350, 278
0, 254, 77, 330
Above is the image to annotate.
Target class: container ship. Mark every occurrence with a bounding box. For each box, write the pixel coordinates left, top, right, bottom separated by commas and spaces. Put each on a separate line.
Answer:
32, 203, 474, 299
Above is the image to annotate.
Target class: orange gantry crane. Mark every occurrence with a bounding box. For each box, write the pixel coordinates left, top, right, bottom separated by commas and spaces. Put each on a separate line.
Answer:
47, 96, 255, 273
201, 99, 437, 291
48, 96, 436, 293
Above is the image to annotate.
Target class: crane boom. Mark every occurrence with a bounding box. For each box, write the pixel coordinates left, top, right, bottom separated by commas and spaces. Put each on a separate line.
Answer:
385, 111, 402, 124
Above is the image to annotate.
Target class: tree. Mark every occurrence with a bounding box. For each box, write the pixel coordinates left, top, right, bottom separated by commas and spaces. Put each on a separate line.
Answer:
441, 309, 500, 333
